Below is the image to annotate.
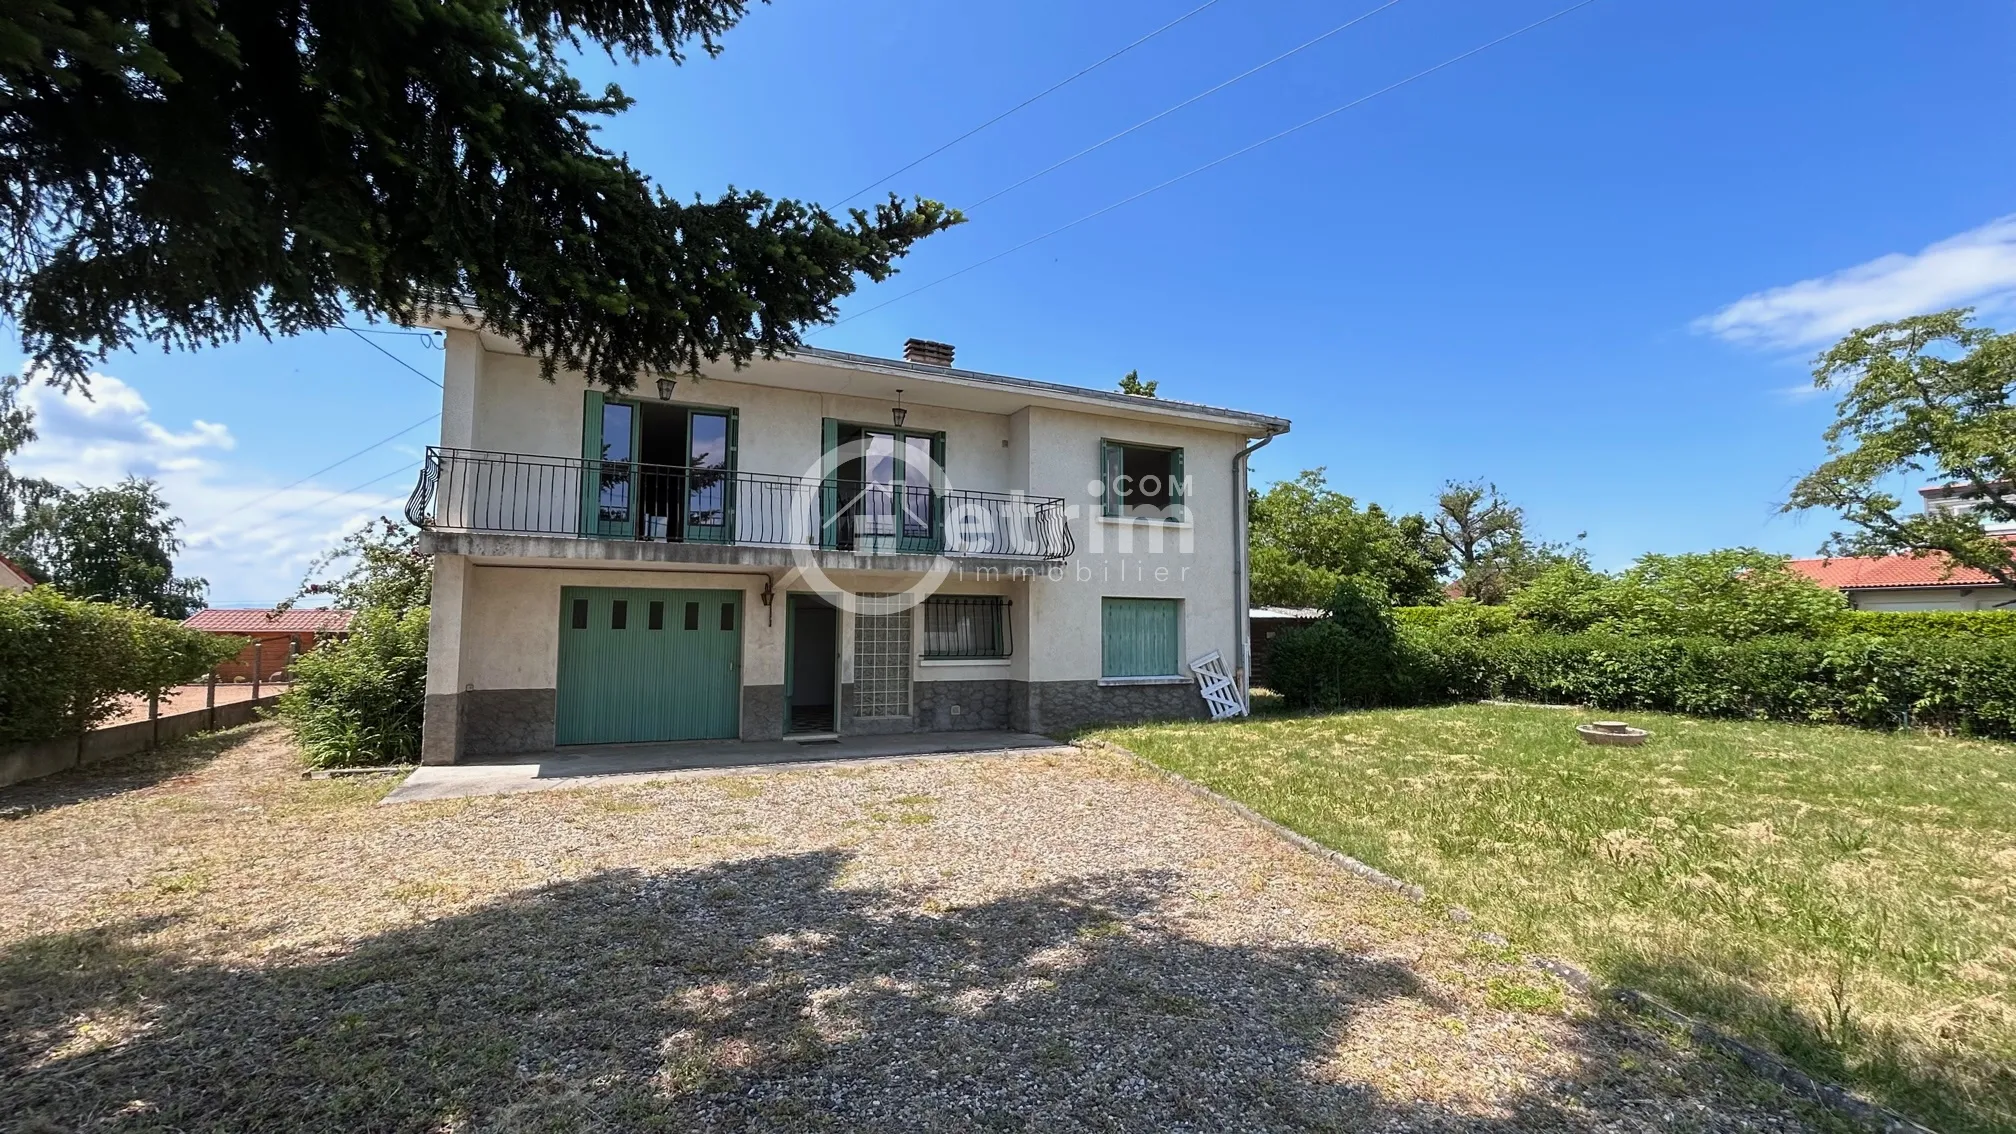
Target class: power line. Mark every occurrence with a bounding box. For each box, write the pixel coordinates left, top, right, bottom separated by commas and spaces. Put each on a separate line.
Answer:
260, 461, 421, 530
344, 323, 444, 344
831, 0, 1227, 207
343, 325, 443, 388
823, 0, 1605, 331
227, 413, 439, 518
966, 0, 1410, 212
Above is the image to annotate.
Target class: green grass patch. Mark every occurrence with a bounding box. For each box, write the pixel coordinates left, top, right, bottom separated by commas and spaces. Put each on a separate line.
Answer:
1097, 704, 2016, 1134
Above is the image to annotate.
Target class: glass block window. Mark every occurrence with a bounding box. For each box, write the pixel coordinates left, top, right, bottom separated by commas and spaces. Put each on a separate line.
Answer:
921, 596, 1010, 659
853, 593, 913, 718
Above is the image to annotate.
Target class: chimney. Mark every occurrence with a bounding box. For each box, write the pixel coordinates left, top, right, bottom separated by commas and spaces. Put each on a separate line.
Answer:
903, 338, 955, 368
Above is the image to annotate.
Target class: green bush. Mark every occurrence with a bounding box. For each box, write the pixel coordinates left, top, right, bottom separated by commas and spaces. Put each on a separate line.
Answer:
0, 586, 240, 744
1841, 609, 2016, 638
278, 606, 428, 767
1394, 602, 1518, 637
1406, 629, 2016, 738
1269, 577, 1421, 710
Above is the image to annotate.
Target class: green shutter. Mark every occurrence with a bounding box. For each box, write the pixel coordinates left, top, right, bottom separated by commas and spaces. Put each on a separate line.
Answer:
1102, 598, 1179, 677
820, 417, 840, 548
580, 390, 605, 536
1168, 447, 1185, 520
1100, 440, 1122, 517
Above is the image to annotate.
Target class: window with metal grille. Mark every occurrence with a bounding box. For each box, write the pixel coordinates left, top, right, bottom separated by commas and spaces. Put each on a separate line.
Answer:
921, 596, 1010, 659
852, 593, 912, 718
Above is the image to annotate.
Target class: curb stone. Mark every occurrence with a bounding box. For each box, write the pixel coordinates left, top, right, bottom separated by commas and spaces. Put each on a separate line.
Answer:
1076, 736, 1939, 1134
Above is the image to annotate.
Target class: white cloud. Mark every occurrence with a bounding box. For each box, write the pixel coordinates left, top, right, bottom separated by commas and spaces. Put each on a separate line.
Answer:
1697, 214, 2016, 349
13, 368, 417, 606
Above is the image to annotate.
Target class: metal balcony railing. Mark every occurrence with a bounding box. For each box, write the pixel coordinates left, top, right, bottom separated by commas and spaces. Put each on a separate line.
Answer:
406, 447, 1074, 561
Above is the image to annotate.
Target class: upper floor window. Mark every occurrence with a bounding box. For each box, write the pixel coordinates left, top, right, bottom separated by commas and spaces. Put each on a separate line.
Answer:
1100, 440, 1186, 521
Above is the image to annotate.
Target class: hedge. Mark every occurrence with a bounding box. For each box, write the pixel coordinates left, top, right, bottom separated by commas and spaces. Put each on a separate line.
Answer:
1395, 604, 2016, 642
0, 586, 242, 744
1269, 620, 2016, 739
278, 605, 428, 768
1840, 609, 2016, 639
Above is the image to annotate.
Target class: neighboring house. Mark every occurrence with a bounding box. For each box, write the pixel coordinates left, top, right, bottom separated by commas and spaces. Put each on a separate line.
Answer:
0, 553, 32, 592
1785, 483, 2016, 611
1247, 606, 1324, 690
404, 324, 1288, 764
1787, 554, 2016, 612
182, 608, 355, 681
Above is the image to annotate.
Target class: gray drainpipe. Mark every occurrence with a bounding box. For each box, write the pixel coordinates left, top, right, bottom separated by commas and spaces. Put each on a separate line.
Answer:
1231, 425, 1284, 707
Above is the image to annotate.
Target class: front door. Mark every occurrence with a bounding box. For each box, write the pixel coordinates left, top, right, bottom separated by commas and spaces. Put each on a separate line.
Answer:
555, 586, 742, 744
784, 594, 838, 734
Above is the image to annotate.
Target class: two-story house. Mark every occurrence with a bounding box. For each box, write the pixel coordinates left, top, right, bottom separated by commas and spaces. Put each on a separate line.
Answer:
404, 325, 1289, 764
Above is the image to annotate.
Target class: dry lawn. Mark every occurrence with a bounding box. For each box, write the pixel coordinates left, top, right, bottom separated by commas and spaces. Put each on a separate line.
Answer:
1, 723, 1838, 1132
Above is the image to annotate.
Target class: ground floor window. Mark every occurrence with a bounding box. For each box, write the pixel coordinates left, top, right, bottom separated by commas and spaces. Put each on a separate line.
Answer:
853, 593, 913, 717
1101, 597, 1180, 678
921, 595, 1011, 659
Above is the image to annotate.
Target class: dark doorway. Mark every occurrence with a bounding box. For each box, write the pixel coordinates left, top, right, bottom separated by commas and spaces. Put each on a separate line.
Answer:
787, 595, 838, 734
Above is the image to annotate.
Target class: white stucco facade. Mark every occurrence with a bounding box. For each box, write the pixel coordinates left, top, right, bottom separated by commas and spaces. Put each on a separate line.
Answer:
412, 328, 1287, 763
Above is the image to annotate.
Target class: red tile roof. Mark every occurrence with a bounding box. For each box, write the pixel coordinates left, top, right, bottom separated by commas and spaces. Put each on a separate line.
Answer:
182, 608, 354, 633
0, 553, 32, 587
1787, 552, 2010, 591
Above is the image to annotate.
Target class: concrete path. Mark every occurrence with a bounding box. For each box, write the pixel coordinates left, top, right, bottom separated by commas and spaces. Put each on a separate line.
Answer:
382, 729, 1068, 804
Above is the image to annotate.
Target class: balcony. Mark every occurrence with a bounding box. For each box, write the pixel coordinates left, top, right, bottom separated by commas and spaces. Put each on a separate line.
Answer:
405, 447, 1074, 561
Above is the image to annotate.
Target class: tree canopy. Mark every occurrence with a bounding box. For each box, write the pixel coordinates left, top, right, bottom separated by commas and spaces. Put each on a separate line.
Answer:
1248, 469, 1445, 608
1506, 549, 1846, 640
1786, 308, 2016, 588
0, 0, 960, 392
2, 477, 208, 618
1428, 479, 1578, 604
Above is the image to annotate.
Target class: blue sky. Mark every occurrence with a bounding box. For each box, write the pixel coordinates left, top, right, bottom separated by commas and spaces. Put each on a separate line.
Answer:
10, 0, 2016, 605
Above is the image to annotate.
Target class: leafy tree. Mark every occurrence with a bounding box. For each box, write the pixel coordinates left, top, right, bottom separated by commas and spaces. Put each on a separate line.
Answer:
1507, 558, 1610, 633
1, 478, 207, 618
0, 371, 48, 528
1248, 469, 1445, 607
0, 1, 960, 392
287, 517, 431, 614
1429, 479, 1582, 604
1786, 308, 2016, 588
1599, 549, 1847, 640
1117, 370, 1158, 397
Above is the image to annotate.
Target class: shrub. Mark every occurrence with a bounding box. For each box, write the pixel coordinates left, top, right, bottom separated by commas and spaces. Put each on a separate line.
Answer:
0, 586, 240, 744
1394, 602, 1517, 637
1269, 577, 1421, 710
279, 606, 428, 767
1840, 610, 2016, 639
1404, 629, 2016, 739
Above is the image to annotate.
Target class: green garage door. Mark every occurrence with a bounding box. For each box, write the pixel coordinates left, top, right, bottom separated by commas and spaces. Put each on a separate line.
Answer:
556, 587, 742, 745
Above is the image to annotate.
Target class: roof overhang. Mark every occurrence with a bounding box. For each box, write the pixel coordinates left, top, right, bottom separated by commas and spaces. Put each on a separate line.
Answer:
411, 306, 1290, 438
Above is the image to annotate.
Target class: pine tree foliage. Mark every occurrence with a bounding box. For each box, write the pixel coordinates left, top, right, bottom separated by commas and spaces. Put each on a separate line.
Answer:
0, 1, 961, 392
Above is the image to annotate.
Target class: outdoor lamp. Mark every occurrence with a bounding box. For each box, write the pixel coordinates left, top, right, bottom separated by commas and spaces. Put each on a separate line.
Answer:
656, 377, 676, 400
892, 389, 907, 428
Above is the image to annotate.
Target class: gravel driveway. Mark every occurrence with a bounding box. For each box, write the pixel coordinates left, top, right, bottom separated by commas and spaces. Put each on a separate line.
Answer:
1, 724, 1825, 1132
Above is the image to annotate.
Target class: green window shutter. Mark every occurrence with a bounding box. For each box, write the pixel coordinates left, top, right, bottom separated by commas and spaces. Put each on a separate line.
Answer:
820, 417, 840, 548
1100, 440, 1122, 517
580, 390, 606, 536
1169, 447, 1185, 521
1102, 598, 1179, 677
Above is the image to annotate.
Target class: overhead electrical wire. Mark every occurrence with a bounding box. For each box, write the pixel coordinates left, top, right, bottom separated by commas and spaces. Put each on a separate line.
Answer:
831, 0, 1227, 207
259, 461, 422, 531
822, 0, 1606, 331
343, 324, 443, 388
227, 413, 440, 519
964, 0, 1411, 212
